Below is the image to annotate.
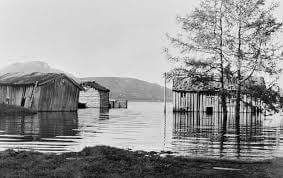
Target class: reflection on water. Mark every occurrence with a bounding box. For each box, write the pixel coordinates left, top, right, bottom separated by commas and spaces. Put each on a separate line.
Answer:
0, 112, 79, 138
172, 112, 279, 160
0, 112, 80, 152
0, 102, 282, 160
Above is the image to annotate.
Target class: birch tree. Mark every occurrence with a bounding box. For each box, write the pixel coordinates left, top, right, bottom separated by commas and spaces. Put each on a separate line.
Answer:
166, 0, 231, 119
223, 0, 282, 120
166, 0, 282, 120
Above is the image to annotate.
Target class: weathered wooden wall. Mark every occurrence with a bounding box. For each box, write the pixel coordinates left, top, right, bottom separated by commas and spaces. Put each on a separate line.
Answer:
38, 78, 80, 111
173, 91, 260, 113
99, 91, 110, 108
0, 78, 80, 112
0, 85, 40, 109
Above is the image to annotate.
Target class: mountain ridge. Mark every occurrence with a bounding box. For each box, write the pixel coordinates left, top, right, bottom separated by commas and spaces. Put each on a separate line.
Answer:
0, 61, 172, 102
80, 77, 172, 102
0, 61, 80, 82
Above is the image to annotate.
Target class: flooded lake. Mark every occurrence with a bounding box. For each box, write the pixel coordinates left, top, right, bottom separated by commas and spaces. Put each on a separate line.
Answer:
0, 102, 282, 161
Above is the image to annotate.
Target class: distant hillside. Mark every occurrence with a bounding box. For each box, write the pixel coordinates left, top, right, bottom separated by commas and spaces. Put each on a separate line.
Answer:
0, 61, 80, 82
81, 77, 172, 102
0, 61, 63, 74
0, 62, 173, 101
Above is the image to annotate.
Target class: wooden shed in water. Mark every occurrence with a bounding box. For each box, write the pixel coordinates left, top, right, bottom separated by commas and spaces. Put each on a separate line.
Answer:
0, 72, 84, 112
172, 77, 264, 113
80, 81, 110, 108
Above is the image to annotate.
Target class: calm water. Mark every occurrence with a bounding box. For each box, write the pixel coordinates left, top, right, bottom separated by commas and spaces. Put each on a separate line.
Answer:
0, 102, 282, 161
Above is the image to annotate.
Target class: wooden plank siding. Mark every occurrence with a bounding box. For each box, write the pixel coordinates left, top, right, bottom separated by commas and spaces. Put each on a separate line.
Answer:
0, 85, 36, 108
99, 92, 110, 108
0, 77, 81, 112
173, 91, 261, 113
38, 78, 80, 111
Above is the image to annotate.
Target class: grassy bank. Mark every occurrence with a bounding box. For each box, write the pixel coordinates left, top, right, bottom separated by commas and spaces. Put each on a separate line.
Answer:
0, 104, 36, 116
0, 146, 282, 177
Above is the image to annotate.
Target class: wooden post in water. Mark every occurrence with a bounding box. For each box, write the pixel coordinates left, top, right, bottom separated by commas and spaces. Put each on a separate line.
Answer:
164, 72, 167, 113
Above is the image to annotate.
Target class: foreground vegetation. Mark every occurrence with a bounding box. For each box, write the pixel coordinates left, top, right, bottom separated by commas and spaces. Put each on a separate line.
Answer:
0, 104, 36, 116
0, 146, 282, 177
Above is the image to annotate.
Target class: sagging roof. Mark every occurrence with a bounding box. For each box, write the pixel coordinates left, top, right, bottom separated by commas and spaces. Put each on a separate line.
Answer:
173, 77, 220, 92
0, 72, 84, 90
81, 81, 110, 92
173, 76, 265, 92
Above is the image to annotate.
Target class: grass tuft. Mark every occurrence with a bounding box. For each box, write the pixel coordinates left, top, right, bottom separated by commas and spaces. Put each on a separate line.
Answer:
0, 146, 280, 177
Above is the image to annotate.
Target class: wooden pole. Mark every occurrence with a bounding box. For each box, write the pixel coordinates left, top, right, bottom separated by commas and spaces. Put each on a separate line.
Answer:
164, 72, 167, 113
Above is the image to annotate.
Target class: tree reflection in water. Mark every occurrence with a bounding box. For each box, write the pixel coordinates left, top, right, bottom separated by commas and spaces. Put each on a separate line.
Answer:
172, 112, 278, 160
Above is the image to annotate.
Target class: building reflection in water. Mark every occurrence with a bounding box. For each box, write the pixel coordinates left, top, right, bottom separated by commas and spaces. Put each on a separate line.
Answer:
78, 107, 110, 121
0, 107, 110, 153
0, 112, 79, 140
172, 112, 280, 160
98, 108, 110, 120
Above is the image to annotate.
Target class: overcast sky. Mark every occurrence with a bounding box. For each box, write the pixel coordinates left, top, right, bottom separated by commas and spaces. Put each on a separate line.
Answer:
0, 0, 282, 86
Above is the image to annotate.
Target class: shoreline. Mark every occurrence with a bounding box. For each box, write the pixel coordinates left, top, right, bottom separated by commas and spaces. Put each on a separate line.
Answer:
0, 146, 281, 177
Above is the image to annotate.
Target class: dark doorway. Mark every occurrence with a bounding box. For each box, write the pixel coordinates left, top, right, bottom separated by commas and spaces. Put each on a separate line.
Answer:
206, 107, 213, 115
21, 97, 26, 107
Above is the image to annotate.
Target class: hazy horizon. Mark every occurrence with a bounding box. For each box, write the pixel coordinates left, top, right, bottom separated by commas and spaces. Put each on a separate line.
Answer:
0, 0, 282, 86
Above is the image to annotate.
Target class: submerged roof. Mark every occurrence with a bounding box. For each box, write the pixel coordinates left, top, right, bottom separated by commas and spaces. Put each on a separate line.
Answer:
0, 72, 84, 90
81, 81, 110, 92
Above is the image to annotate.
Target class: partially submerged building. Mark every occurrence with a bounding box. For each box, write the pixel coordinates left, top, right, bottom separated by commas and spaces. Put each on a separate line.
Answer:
80, 81, 110, 108
172, 77, 264, 113
0, 72, 84, 112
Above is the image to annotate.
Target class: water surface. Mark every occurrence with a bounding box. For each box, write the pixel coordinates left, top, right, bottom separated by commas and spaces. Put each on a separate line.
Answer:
0, 102, 282, 161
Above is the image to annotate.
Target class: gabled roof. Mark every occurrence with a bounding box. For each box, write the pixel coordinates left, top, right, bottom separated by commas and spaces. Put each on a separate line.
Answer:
0, 72, 84, 90
81, 81, 110, 92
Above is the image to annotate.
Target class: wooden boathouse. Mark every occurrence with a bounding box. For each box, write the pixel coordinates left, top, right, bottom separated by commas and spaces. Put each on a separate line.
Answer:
172, 77, 263, 113
80, 81, 110, 108
0, 72, 84, 112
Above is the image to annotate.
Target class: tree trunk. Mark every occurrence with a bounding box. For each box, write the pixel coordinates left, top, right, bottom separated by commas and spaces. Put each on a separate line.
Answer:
236, 21, 242, 124
219, 0, 228, 125
220, 102, 227, 157
235, 114, 241, 159
221, 94, 228, 129
235, 84, 241, 124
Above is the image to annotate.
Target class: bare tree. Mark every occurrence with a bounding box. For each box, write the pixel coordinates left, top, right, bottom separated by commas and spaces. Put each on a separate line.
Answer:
166, 0, 231, 119
166, 0, 282, 120
222, 0, 282, 120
